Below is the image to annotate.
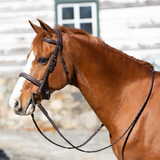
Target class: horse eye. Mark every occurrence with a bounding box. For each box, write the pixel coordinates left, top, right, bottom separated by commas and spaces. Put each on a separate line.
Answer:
37, 57, 49, 65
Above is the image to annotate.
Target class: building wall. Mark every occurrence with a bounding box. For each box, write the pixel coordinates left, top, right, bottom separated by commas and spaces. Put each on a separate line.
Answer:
0, 0, 160, 73
0, 0, 160, 130
99, 5, 160, 59
0, 0, 55, 73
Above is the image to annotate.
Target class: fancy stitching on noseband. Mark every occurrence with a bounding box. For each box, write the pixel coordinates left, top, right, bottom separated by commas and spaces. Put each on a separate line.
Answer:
19, 29, 155, 154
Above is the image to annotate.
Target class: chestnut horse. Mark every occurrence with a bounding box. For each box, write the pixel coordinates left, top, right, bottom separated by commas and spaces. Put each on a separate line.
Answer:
9, 19, 160, 160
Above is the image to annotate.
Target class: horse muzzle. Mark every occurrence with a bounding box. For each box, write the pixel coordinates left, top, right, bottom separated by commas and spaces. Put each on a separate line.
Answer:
13, 98, 35, 116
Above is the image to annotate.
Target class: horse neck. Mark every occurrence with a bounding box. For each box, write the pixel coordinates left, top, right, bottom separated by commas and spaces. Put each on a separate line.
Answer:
69, 39, 152, 134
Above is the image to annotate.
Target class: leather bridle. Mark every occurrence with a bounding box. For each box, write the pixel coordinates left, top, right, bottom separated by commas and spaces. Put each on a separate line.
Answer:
19, 29, 69, 103
19, 28, 155, 154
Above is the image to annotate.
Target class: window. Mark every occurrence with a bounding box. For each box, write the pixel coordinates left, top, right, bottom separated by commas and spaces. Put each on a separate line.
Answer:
56, 1, 99, 37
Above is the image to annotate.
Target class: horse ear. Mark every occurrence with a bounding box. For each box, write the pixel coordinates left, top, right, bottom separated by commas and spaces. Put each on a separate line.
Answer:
37, 19, 56, 37
28, 20, 42, 34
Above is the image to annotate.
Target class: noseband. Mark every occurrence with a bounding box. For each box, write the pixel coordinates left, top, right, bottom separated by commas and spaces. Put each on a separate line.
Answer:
19, 29, 69, 103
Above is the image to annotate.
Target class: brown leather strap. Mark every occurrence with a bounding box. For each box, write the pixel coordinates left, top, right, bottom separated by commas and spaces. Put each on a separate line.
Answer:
19, 29, 69, 100
19, 72, 41, 87
32, 103, 105, 153
43, 38, 57, 45
31, 68, 154, 153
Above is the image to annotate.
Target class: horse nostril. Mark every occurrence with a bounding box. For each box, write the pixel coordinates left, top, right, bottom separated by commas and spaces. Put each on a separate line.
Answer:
14, 99, 22, 112
15, 100, 18, 107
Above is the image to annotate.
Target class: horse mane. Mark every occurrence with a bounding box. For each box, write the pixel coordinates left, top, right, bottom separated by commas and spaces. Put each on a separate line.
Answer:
104, 43, 154, 69
32, 25, 153, 69
55, 25, 101, 44
55, 25, 153, 69
55, 25, 90, 37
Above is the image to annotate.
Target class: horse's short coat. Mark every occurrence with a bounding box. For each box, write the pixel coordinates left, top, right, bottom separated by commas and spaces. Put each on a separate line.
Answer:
9, 19, 160, 160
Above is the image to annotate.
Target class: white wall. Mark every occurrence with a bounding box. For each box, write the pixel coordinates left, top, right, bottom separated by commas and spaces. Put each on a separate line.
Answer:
0, 0, 54, 73
0, 0, 160, 73
99, 5, 160, 60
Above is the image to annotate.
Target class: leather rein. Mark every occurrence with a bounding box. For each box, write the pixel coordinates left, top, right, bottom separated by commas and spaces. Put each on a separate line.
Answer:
19, 29, 155, 153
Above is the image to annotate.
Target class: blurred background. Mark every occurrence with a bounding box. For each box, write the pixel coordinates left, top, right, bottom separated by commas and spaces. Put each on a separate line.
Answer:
0, 0, 160, 159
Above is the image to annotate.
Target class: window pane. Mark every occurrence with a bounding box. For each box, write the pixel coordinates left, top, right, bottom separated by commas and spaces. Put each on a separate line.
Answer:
80, 6, 92, 19
63, 24, 75, 28
62, 7, 74, 20
80, 23, 92, 34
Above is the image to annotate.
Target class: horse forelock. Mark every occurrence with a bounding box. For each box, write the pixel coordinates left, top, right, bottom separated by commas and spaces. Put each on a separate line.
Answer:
31, 31, 46, 55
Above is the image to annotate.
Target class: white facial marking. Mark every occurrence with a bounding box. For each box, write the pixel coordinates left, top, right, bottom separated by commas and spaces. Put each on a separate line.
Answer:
9, 51, 35, 109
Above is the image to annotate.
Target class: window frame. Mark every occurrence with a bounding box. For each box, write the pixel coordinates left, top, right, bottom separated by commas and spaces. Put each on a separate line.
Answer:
55, 0, 99, 37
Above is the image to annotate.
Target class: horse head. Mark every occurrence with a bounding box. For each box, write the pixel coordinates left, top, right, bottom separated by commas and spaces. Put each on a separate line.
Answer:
9, 19, 75, 115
